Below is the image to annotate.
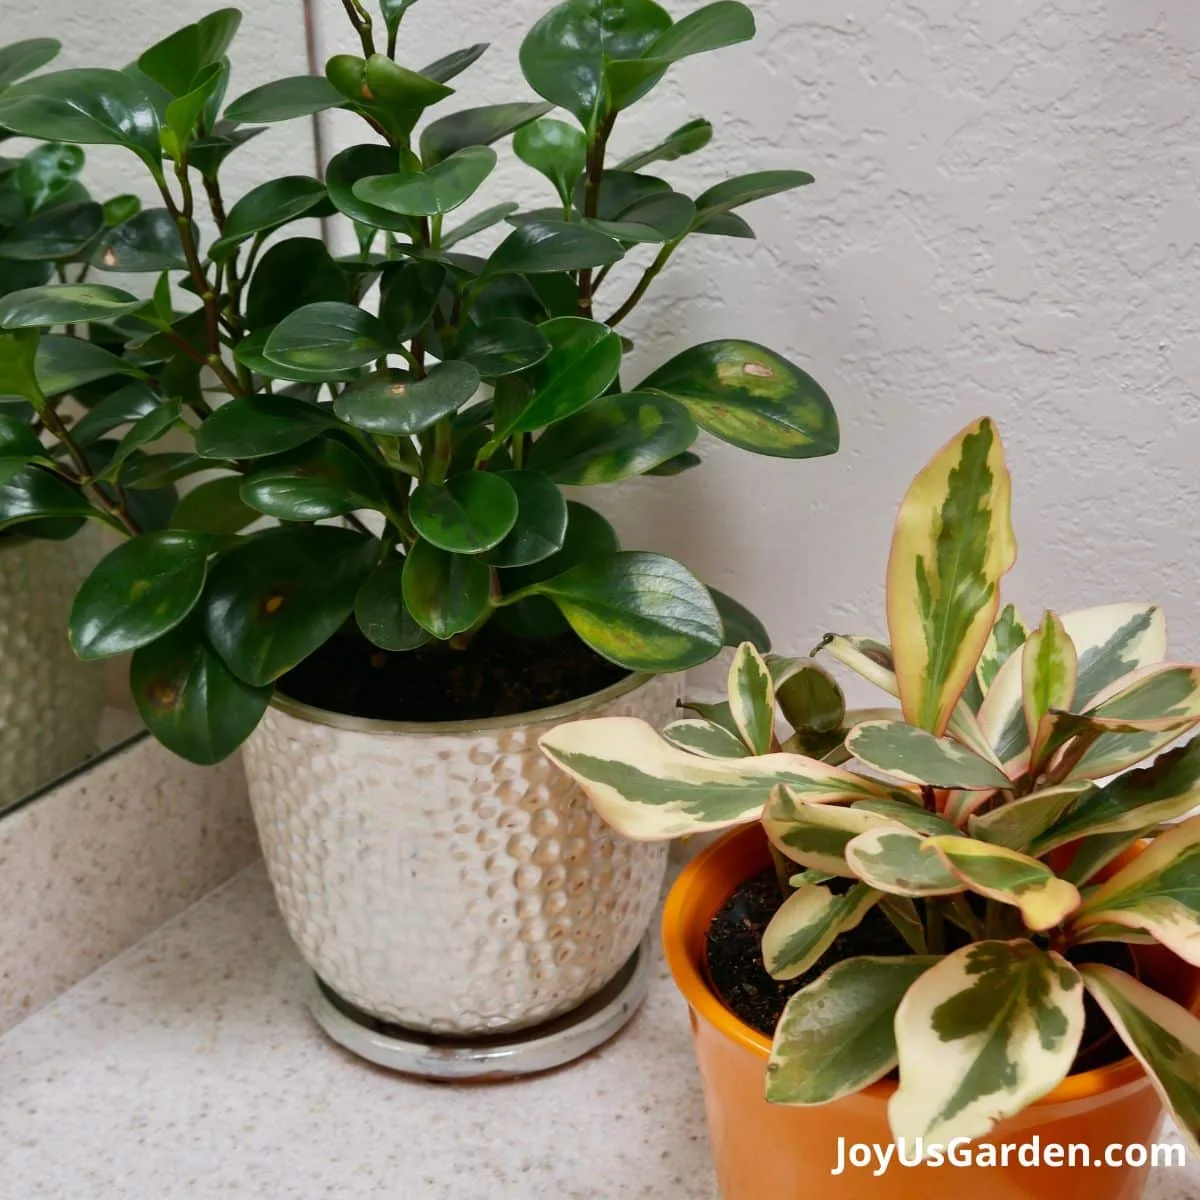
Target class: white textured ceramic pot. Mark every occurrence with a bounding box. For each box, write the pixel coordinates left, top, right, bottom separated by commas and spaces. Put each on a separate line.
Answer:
241, 671, 681, 1035
0, 532, 105, 809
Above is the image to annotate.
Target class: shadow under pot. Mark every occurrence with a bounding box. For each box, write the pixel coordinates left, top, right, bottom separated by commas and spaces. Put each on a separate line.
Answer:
663, 823, 1200, 1200
240, 665, 681, 1074
0, 529, 105, 811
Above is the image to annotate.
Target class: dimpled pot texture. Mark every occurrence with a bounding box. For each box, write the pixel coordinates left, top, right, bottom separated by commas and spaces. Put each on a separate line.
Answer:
241, 671, 681, 1034
663, 823, 1200, 1200
0, 531, 105, 811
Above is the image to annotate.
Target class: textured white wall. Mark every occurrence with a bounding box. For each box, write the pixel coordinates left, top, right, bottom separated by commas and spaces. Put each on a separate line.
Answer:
4, 1, 318, 247
311, 0, 1200, 687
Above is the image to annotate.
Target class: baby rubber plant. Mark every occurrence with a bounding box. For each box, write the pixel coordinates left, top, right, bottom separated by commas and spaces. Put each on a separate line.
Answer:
541, 417, 1200, 1153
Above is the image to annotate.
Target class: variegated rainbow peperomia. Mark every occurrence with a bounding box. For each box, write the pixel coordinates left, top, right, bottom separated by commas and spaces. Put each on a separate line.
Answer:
540, 416, 1200, 1154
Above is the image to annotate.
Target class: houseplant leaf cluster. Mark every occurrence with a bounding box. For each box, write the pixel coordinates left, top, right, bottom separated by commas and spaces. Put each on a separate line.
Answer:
0, 2, 838, 765
542, 416, 1200, 1154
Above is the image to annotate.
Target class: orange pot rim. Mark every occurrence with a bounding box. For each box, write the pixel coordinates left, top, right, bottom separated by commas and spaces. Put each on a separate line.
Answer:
662, 823, 1150, 1110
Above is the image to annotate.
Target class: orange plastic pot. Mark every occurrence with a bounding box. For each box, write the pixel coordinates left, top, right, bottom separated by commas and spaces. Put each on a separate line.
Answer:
662, 823, 1199, 1200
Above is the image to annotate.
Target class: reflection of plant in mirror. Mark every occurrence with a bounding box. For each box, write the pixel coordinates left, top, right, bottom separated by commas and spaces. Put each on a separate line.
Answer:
0, 3, 838, 765
543, 417, 1200, 1156
0, 39, 172, 546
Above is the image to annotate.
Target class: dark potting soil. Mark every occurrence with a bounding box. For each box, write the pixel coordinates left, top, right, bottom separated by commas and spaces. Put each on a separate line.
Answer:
705, 869, 1133, 1074
278, 623, 629, 723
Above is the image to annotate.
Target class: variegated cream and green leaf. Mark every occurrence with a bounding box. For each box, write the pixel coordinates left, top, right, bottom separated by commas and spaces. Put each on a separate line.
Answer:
538, 716, 893, 840
763, 785, 888, 874
541, 416, 1200, 1149
766, 956, 937, 1105
1072, 816, 1200, 965
927, 836, 1080, 931
846, 720, 1011, 791
887, 417, 1016, 739
1081, 965, 1200, 1157
890, 941, 1085, 1147
845, 824, 964, 897
968, 783, 1091, 852
978, 602, 1168, 772
728, 641, 775, 754
1022, 611, 1077, 767
662, 717, 751, 759
762, 881, 879, 981
1031, 736, 1200, 854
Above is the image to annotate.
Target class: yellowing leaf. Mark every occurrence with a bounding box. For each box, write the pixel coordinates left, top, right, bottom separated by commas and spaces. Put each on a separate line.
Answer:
887, 418, 1016, 737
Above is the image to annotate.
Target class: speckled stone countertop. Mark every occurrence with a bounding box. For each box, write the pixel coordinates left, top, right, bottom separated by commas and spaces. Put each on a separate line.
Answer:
1, 865, 1197, 1200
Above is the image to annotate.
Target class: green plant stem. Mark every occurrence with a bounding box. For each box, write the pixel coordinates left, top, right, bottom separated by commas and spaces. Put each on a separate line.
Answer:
157, 170, 244, 399
340, 0, 376, 56
577, 115, 615, 318
951, 895, 985, 940
425, 418, 453, 485
605, 240, 677, 328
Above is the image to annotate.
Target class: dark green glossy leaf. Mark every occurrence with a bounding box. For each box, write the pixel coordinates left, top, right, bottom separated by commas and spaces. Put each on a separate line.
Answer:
354, 147, 496, 217
457, 318, 550, 379
410, 470, 518, 554
401, 537, 490, 640
131, 615, 272, 765
420, 101, 552, 166
354, 553, 430, 652
441, 202, 518, 249
513, 118, 587, 208
530, 390, 696, 484
0, 69, 160, 173
69, 380, 159, 447
484, 220, 623, 277
89, 209, 186, 272
523, 549, 722, 671
234, 328, 361, 385
380, 0, 420, 40
224, 75, 344, 124
0, 411, 42, 457
325, 144, 414, 233
245, 238, 350, 331
519, 0, 670, 131
69, 529, 208, 658
502, 316, 621, 435
97, 398, 182, 481
16, 142, 84, 214
0, 200, 103, 261
334, 360, 480, 434
0, 459, 93, 530
617, 117, 712, 172
264, 301, 390, 372
607, 190, 694, 240
694, 210, 754, 238
378, 259, 446, 341
641, 340, 838, 458
487, 470, 567, 568
121, 451, 207, 491
209, 176, 328, 259
420, 43, 488, 85
574, 168, 668, 220
189, 121, 264, 178
195, 392, 336, 460
328, 54, 452, 143
204, 526, 378, 686
0, 283, 141, 329
0, 260, 52, 297
710, 587, 770, 652
605, 2, 755, 110
0, 39, 60, 89
694, 169, 813, 220
239, 437, 382, 522
170, 474, 258, 535
0, 326, 40, 400
36, 335, 145, 396
137, 8, 240, 97
160, 61, 228, 151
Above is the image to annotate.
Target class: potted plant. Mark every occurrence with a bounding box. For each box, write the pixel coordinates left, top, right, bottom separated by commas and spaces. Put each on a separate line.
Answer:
0, 37, 167, 805
0, 0, 838, 1051
543, 416, 1200, 1198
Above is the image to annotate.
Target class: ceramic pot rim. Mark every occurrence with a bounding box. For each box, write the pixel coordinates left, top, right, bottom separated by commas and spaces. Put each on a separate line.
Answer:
270, 668, 652, 736
662, 823, 1158, 1110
